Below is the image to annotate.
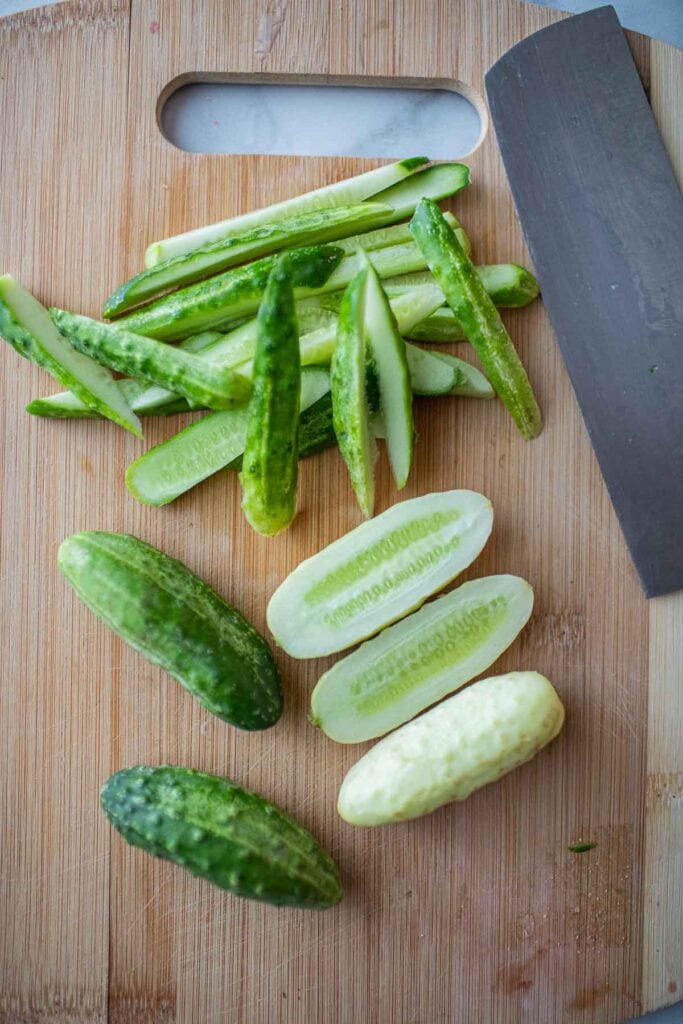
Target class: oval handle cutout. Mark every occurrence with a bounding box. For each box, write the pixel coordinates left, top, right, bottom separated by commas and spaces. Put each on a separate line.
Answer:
160, 81, 482, 160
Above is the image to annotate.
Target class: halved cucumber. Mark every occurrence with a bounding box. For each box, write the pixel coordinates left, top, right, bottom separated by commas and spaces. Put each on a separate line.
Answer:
310, 574, 533, 742
145, 157, 429, 266
0, 275, 141, 436
267, 490, 493, 659
337, 671, 564, 825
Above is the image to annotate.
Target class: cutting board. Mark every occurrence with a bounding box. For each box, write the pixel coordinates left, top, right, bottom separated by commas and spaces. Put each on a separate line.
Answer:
1, 1, 681, 1021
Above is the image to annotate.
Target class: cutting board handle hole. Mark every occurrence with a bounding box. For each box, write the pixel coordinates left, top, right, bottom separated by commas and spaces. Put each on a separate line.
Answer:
158, 74, 485, 159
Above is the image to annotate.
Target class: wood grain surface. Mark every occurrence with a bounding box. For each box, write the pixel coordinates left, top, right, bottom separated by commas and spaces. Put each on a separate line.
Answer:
0, 1, 680, 1021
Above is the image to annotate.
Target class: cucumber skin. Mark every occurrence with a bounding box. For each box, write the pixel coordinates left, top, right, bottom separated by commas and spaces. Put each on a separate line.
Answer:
51, 309, 250, 411
117, 246, 344, 342
59, 532, 282, 730
240, 257, 301, 536
101, 766, 342, 909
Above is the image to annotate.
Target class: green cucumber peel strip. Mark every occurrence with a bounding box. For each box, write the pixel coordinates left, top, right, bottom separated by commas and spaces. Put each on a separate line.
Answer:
330, 268, 376, 518
59, 531, 282, 730
410, 199, 542, 439
310, 573, 533, 742
240, 256, 301, 536
0, 275, 142, 436
50, 308, 250, 411
117, 244, 344, 341
360, 251, 414, 489
104, 202, 393, 319
267, 489, 494, 659
145, 157, 429, 266
125, 367, 330, 506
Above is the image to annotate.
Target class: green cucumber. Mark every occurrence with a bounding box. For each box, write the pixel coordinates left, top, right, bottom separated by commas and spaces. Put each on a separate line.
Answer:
385, 264, 540, 309
0, 275, 141, 436
410, 199, 542, 439
267, 490, 493, 658
125, 367, 330, 506
361, 253, 413, 488
403, 342, 457, 395
405, 306, 466, 343
333, 210, 467, 258
50, 309, 250, 411
117, 245, 344, 341
331, 269, 376, 517
59, 532, 282, 729
370, 162, 470, 219
240, 257, 301, 535
104, 203, 392, 319
310, 573, 534, 743
226, 392, 338, 471
145, 157, 429, 266
337, 672, 564, 824
431, 351, 495, 398
102, 766, 342, 908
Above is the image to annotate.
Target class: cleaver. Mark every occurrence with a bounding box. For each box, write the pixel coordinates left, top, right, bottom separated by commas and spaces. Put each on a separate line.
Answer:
485, 5, 683, 597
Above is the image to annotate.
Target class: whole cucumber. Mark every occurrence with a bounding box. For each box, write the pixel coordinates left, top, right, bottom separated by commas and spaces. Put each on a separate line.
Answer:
101, 766, 343, 908
59, 532, 282, 729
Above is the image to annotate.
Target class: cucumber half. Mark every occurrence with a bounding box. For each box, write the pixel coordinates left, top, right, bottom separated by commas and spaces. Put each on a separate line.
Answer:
267, 490, 494, 659
310, 574, 533, 743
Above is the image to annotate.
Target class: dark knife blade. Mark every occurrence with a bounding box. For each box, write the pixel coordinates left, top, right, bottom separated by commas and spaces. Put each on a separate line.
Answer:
485, 5, 683, 597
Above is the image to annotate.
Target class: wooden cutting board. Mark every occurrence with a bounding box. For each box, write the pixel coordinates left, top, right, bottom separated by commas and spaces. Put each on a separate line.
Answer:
1, 1, 681, 1021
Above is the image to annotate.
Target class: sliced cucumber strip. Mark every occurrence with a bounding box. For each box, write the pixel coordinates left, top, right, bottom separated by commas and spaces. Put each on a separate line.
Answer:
51, 309, 250, 411
405, 306, 466, 343
370, 163, 470, 219
310, 573, 533, 743
145, 157, 429, 266
0, 275, 141, 436
125, 367, 329, 506
337, 671, 564, 824
476, 263, 540, 308
240, 257, 301, 536
431, 351, 495, 398
267, 490, 493, 659
403, 342, 458, 395
362, 253, 413, 488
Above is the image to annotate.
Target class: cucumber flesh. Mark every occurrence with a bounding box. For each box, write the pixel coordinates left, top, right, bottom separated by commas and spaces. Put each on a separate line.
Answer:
51, 309, 250, 411
370, 163, 470, 218
310, 573, 533, 743
431, 351, 495, 398
59, 531, 282, 729
0, 275, 141, 436
145, 157, 429, 266
337, 672, 564, 824
404, 342, 458, 395
101, 766, 342, 907
126, 367, 330, 506
405, 306, 465, 343
267, 490, 493, 659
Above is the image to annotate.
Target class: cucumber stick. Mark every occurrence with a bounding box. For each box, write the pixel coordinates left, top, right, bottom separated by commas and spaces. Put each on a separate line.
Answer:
361, 253, 413, 488
403, 342, 457, 395
331, 269, 376, 517
337, 672, 564, 825
240, 257, 301, 536
59, 532, 282, 729
102, 766, 342, 908
333, 210, 468, 258
0, 275, 141, 436
145, 157, 429, 266
117, 245, 344, 341
51, 309, 250, 411
267, 490, 493, 658
384, 264, 540, 309
126, 367, 330, 506
410, 199, 542, 440
310, 574, 533, 743
104, 202, 393, 319
431, 351, 495, 398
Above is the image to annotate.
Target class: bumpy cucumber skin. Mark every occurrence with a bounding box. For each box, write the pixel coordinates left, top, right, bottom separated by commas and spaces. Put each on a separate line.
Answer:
241, 257, 301, 536
102, 766, 343, 908
331, 269, 376, 518
51, 309, 250, 411
337, 672, 564, 825
116, 246, 344, 341
410, 199, 542, 440
59, 532, 282, 729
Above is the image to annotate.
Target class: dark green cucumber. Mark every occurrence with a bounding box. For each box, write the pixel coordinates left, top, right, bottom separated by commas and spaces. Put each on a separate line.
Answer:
58, 531, 282, 729
410, 199, 542, 440
116, 245, 344, 341
240, 257, 301, 535
51, 309, 250, 411
101, 766, 342, 908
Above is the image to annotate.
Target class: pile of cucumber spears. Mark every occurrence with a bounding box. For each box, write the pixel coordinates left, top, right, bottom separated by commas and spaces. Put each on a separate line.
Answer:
0, 158, 561, 911
0, 155, 542, 528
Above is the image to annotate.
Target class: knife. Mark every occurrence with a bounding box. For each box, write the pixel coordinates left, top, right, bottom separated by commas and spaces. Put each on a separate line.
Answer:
485, 5, 683, 597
